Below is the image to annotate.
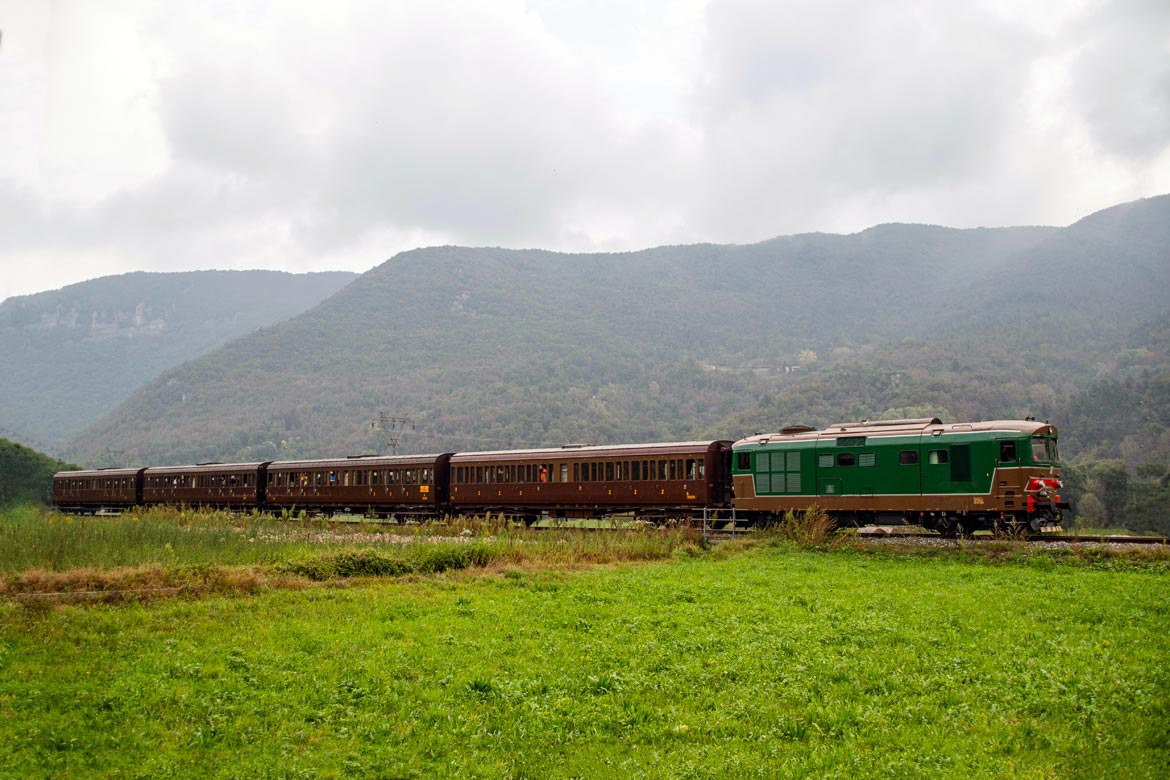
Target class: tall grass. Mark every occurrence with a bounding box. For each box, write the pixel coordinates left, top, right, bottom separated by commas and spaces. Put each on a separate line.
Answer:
0, 505, 311, 573
772, 505, 836, 546
0, 506, 701, 601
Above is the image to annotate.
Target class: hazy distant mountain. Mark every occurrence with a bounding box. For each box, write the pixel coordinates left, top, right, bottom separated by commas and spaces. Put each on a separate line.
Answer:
64, 195, 1170, 468
0, 270, 356, 452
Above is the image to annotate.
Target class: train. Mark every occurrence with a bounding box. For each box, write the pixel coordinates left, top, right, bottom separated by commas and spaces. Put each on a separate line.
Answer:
52, 417, 1069, 533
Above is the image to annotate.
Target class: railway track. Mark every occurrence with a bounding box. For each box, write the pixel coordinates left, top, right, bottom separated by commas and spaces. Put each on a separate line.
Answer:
852, 529, 1169, 545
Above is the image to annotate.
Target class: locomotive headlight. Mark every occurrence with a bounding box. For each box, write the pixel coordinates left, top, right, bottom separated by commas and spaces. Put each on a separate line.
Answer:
1026, 477, 1061, 494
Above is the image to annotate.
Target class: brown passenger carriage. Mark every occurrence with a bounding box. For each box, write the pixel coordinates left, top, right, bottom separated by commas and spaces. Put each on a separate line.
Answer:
265, 454, 452, 516
141, 462, 267, 509
449, 441, 733, 520
52, 467, 144, 514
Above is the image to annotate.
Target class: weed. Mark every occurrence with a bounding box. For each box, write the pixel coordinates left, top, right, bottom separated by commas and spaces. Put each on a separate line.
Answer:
775, 505, 836, 546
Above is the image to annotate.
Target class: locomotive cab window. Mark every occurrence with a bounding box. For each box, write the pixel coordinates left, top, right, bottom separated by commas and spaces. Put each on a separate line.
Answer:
737, 452, 751, 471
1032, 437, 1057, 463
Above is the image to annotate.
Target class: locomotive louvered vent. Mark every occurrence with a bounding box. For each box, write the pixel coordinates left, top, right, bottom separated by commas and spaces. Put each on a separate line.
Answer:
780, 425, 815, 434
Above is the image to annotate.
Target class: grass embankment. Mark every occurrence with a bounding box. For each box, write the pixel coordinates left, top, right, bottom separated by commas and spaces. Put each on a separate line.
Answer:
1, 541, 1167, 778
0, 505, 703, 603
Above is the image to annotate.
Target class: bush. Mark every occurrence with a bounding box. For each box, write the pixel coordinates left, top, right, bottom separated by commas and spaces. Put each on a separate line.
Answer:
279, 549, 413, 581
776, 506, 835, 546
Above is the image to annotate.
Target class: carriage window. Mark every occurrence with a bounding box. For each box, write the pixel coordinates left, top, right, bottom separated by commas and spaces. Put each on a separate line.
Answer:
560, 464, 569, 482
660, 460, 669, 480
669, 460, 677, 480
476, 466, 484, 483
698, 461, 705, 479
631, 460, 641, 480
423, 468, 431, 484
899, 451, 918, 465
686, 459, 697, 480
604, 462, 613, 481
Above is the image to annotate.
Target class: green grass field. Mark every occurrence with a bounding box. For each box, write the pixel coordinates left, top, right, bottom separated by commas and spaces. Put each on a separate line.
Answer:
1, 506, 1168, 779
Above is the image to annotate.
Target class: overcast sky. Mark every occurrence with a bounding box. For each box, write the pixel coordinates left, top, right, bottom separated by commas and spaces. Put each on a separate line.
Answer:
1, 0, 1168, 300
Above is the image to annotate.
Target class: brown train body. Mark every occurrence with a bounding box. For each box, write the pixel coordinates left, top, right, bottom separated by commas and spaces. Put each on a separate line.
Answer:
448, 441, 733, 519
52, 467, 144, 513
142, 462, 265, 510
265, 454, 451, 515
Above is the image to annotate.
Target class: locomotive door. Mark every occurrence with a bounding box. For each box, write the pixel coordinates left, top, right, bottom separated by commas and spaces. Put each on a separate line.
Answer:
920, 439, 976, 498
994, 439, 1023, 508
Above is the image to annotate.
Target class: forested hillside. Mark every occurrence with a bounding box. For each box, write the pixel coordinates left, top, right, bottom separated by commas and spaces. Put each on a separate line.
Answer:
0, 270, 356, 450
69, 223, 1061, 466
67, 196, 1170, 491
0, 438, 77, 506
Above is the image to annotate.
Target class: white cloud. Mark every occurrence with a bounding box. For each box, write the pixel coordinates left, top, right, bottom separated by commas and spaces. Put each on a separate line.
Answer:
0, 0, 1168, 300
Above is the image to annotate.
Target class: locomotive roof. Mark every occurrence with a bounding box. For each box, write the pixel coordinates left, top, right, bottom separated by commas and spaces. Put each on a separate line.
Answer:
735, 418, 1058, 447
450, 441, 729, 461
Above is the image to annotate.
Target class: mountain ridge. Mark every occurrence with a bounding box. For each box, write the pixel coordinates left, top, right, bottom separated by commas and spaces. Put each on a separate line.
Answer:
64, 195, 1170, 467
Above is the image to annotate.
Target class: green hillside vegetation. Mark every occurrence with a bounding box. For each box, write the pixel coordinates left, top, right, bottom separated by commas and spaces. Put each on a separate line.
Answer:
0, 438, 76, 507
0, 269, 356, 450
65, 196, 1170, 533
70, 225, 1058, 464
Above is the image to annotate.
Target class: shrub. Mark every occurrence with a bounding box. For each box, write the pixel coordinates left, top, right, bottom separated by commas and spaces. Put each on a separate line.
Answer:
777, 506, 835, 546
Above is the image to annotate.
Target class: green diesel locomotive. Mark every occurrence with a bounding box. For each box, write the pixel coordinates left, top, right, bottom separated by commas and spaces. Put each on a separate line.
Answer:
731, 417, 1066, 533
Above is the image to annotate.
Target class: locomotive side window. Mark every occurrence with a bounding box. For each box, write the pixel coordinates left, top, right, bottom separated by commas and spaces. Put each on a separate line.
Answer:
899, 450, 918, 465
837, 453, 856, 467
928, 450, 948, 465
